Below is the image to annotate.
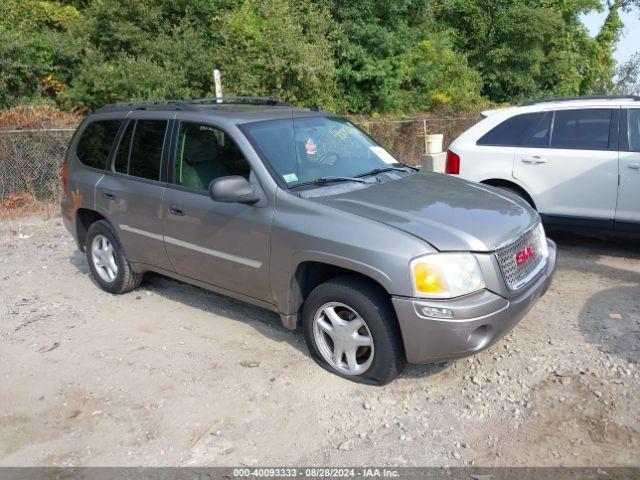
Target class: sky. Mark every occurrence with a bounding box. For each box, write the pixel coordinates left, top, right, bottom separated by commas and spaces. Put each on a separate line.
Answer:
581, 8, 639, 65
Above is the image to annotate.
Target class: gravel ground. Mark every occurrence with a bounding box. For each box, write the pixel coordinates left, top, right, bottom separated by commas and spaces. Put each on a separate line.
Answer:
0, 215, 639, 467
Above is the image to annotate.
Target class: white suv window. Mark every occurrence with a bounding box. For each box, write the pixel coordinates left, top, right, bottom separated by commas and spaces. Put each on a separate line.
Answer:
550, 109, 612, 150
626, 109, 640, 152
476, 113, 541, 147
523, 111, 552, 147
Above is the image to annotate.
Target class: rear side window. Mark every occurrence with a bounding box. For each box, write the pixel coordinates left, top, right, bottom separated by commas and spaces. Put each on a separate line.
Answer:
127, 120, 167, 180
550, 109, 612, 150
477, 113, 541, 147
75, 120, 122, 169
522, 112, 552, 147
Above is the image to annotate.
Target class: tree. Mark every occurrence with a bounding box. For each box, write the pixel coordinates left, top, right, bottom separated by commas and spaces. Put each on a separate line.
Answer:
0, 0, 83, 108
0, 0, 629, 113
395, 32, 483, 112
434, 0, 624, 102
616, 52, 640, 94
212, 0, 341, 109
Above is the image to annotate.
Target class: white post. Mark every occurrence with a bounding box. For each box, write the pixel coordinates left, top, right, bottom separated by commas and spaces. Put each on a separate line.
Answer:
213, 69, 223, 102
423, 119, 428, 155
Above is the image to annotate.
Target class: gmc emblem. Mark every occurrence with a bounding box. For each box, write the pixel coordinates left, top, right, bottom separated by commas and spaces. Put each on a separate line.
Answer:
514, 244, 535, 266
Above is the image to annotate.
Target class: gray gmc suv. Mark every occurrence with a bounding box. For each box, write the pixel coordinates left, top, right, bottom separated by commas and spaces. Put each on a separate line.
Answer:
61, 98, 556, 385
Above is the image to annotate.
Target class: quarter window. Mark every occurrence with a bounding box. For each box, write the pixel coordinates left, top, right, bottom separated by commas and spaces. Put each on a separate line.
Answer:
477, 113, 541, 147
172, 122, 250, 191
75, 120, 121, 169
550, 109, 612, 150
128, 120, 167, 181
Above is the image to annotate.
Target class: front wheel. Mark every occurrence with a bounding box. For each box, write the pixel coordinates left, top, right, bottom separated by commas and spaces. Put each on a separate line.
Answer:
302, 276, 406, 385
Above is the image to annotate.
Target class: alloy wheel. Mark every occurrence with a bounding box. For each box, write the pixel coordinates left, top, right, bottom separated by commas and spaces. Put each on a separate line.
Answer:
91, 234, 118, 283
312, 302, 374, 375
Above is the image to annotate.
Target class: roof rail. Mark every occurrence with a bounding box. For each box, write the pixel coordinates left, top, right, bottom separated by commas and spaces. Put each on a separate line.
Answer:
522, 95, 640, 106
97, 99, 193, 113
191, 96, 292, 107
96, 96, 292, 113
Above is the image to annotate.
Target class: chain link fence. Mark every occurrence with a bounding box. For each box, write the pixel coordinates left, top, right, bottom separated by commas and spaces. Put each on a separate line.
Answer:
358, 116, 480, 166
0, 116, 479, 209
0, 128, 74, 208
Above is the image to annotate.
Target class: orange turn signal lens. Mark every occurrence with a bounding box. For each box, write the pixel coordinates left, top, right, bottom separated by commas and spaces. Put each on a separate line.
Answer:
413, 263, 447, 294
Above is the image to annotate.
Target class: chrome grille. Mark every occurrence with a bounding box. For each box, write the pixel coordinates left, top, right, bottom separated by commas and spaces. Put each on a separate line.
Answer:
495, 223, 547, 291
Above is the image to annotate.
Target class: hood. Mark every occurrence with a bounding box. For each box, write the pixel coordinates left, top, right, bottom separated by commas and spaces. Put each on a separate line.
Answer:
311, 172, 538, 252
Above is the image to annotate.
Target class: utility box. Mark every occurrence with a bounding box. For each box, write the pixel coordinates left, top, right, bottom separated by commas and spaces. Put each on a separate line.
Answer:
420, 152, 447, 173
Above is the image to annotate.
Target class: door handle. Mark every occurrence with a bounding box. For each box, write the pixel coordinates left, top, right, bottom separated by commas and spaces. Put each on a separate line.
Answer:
520, 156, 547, 165
102, 191, 116, 200
169, 205, 185, 216
628, 163, 640, 170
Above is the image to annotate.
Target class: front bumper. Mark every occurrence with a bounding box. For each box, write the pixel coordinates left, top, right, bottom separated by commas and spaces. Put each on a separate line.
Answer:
392, 239, 556, 363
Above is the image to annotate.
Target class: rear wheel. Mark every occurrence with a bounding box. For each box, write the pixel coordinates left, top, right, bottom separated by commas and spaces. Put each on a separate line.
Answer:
302, 276, 406, 385
85, 220, 142, 294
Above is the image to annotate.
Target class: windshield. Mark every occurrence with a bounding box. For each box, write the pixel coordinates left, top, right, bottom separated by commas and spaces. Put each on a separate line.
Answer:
242, 116, 403, 187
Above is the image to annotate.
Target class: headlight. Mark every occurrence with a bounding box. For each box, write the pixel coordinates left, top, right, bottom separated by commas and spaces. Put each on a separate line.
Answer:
537, 223, 549, 259
410, 253, 485, 299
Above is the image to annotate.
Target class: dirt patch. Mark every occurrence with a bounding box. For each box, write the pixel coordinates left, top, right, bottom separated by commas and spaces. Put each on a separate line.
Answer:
0, 217, 639, 466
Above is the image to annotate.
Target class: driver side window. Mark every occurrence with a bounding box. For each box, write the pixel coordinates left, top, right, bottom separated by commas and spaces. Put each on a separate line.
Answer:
172, 122, 250, 191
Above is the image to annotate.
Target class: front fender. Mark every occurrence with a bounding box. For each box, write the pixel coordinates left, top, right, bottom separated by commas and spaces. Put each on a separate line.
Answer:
272, 250, 397, 330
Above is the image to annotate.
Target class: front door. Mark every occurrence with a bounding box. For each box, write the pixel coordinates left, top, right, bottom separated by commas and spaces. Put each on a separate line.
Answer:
162, 120, 272, 302
96, 116, 173, 271
513, 108, 619, 223
616, 108, 640, 226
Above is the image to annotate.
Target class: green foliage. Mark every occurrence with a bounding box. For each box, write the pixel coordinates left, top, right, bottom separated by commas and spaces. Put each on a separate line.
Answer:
212, 0, 341, 109
0, 0, 630, 113
60, 22, 217, 109
319, 0, 426, 112
615, 52, 640, 94
395, 33, 483, 112
0, 0, 84, 108
433, 0, 622, 102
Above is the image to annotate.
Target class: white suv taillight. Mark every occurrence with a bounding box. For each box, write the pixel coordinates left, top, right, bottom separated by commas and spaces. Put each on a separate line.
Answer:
445, 150, 460, 174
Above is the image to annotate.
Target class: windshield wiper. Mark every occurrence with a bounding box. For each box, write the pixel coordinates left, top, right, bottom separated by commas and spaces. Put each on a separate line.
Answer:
355, 165, 412, 178
290, 176, 370, 188
312, 176, 368, 185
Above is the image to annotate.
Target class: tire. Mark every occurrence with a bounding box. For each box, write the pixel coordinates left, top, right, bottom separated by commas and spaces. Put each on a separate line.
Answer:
302, 275, 406, 385
85, 220, 142, 294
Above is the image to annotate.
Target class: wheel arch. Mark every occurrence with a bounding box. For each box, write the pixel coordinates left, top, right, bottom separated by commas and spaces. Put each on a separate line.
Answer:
481, 178, 537, 209
75, 208, 108, 251
279, 260, 393, 330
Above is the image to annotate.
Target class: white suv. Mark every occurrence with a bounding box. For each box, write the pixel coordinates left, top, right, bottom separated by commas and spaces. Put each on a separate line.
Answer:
447, 96, 640, 233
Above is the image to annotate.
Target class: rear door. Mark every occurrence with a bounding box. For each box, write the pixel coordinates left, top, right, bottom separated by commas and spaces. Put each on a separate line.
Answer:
464, 112, 541, 182
161, 120, 272, 301
616, 107, 640, 227
513, 108, 619, 223
95, 113, 173, 271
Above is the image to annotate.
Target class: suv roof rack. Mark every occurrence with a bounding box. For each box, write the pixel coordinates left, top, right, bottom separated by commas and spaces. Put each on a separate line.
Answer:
191, 96, 293, 107
522, 95, 640, 106
97, 96, 292, 113
97, 100, 195, 112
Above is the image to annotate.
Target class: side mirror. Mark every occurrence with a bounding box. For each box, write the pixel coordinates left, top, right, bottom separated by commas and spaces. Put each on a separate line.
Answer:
208, 176, 260, 205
